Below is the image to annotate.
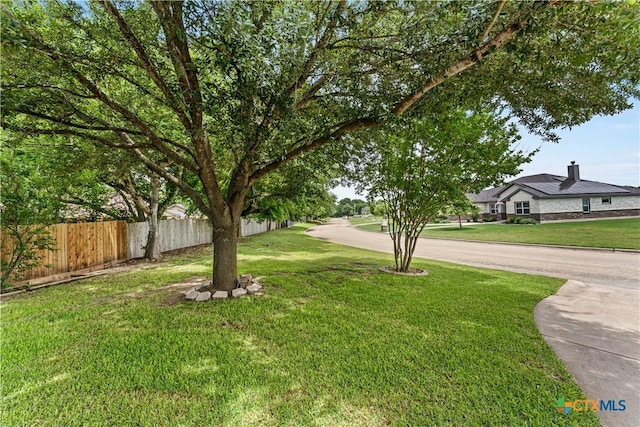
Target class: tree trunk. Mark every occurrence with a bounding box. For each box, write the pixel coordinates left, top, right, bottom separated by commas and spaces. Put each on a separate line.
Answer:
458, 214, 462, 229
143, 175, 162, 260
213, 218, 240, 291
144, 205, 161, 260
401, 233, 417, 272
209, 161, 249, 292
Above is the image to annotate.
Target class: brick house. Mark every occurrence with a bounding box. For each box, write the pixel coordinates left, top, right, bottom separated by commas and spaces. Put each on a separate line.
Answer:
470, 162, 640, 222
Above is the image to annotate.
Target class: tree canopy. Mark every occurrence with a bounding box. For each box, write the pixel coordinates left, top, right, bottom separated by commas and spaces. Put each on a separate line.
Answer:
2, 0, 638, 290
334, 198, 368, 217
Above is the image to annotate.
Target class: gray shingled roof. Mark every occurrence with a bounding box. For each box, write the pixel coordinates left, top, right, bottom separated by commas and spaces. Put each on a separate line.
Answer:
512, 174, 565, 184
522, 180, 630, 197
470, 185, 507, 203
471, 173, 639, 202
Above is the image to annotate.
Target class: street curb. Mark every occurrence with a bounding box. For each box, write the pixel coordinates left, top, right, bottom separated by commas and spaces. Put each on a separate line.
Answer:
420, 236, 640, 253
304, 224, 319, 234
353, 224, 640, 254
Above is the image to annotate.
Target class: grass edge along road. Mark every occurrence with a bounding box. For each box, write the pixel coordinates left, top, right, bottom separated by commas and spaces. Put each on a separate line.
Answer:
1, 224, 597, 426
355, 217, 640, 250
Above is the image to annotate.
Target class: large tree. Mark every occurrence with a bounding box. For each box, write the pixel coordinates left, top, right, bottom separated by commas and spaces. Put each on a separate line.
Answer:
2, 1, 638, 290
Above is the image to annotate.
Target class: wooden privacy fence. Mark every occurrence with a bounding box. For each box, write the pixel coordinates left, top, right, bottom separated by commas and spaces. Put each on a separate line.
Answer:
127, 219, 213, 259
3, 218, 294, 282
240, 218, 291, 237
126, 218, 293, 258
2, 221, 127, 282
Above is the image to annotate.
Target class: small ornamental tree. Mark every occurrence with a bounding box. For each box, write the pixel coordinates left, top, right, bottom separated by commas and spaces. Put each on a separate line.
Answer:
353, 110, 530, 272
448, 196, 482, 228
0, 143, 57, 287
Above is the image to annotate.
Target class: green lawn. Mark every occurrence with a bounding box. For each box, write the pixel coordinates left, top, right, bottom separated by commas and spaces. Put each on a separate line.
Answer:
358, 218, 640, 250
346, 215, 382, 226
1, 224, 597, 426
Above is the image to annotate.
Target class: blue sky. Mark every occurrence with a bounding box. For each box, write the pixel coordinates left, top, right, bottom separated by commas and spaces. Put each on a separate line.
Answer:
514, 102, 639, 186
332, 102, 640, 200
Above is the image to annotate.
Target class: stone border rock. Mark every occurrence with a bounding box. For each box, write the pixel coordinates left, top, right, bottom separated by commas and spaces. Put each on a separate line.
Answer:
184, 274, 264, 302
379, 266, 428, 276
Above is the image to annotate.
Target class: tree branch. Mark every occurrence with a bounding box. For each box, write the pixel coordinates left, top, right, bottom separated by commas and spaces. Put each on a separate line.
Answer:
15, 107, 149, 135
158, 167, 182, 217
287, 0, 345, 96
70, 108, 198, 165
99, 0, 193, 132
3, 8, 200, 175
5, 83, 95, 99
392, 18, 526, 116
245, 2, 344, 156
61, 196, 133, 221
150, 2, 203, 130
126, 144, 211, 218
111, 186, 146, 221
121, 175, 151, 217
12, 32, 200, 173
249, 117, 381, 184
294, 73, 333, 109
5, 127, 152, 149
150, 2, 225, 214
481, 0, 508, 42
253, 2, 278, 33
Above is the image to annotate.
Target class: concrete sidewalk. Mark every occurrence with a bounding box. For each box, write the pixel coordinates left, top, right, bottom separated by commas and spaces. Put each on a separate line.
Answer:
535, 281, 640, 427
307, 219, 640, 427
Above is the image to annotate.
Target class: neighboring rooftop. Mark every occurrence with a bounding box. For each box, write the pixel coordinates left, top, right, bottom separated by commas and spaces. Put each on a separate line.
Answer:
519, 179, 633, 198
471, 163, 640, 202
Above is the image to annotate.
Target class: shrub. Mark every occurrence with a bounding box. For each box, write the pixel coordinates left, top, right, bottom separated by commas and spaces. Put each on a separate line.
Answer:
1, 224, 55, 288
1, 147, 59, 288
483, 216, 497, 222
519, 218, 538, 225
506, 217, 537, 225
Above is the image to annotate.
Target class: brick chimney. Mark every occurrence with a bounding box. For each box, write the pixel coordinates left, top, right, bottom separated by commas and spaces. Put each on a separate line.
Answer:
567, 161, 580, 181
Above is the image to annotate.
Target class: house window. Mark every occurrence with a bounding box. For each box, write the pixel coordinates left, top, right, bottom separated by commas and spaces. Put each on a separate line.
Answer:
515, 201, 530, 215
582, 198, 591, 213
602, 197, 611, 205
490, 204, 496, 214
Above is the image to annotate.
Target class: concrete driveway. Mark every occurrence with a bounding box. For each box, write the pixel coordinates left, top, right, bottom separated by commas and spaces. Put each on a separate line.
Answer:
307, 219, 640, 427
